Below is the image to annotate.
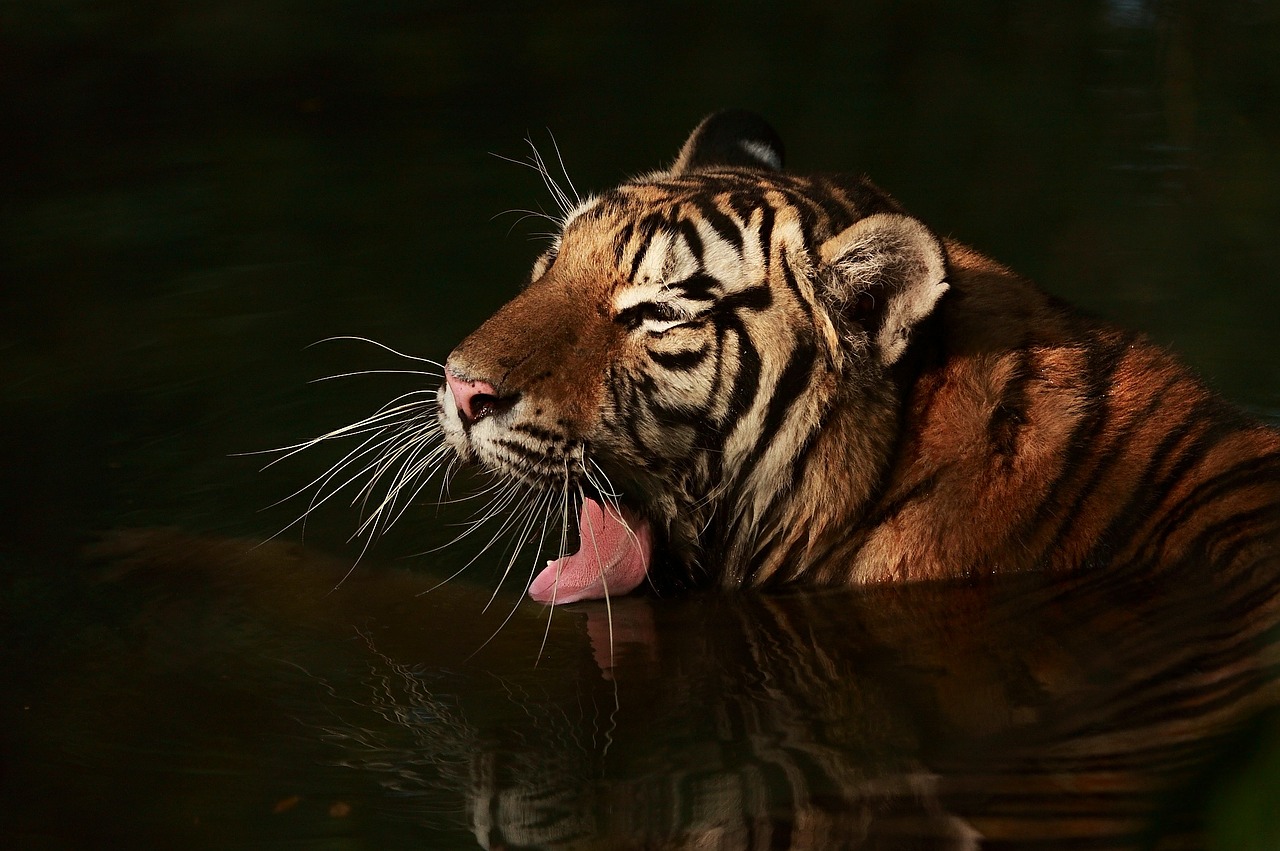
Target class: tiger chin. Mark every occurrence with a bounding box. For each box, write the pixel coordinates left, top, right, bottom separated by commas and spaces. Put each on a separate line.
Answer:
439, 110, 1280, 604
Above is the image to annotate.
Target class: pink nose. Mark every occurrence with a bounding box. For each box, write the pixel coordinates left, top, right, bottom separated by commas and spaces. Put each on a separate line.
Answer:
446, 372, 501, 425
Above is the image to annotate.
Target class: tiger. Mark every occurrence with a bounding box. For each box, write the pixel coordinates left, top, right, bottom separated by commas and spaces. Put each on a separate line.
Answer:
436, 110, 1280, 604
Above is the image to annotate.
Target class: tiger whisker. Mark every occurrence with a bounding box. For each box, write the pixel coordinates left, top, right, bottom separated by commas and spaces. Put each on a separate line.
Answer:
310, 433, 431, 541
437, 456, 461, 504
418, 480, 539, 594
471, 487, 568, 661
310, 369, 443, 383
583, 457, 647, 583
433, 476, 511, 509
307, 335, 445, 369
490, 206, 561, 225
490, 151, 572, 223
578, 482, 616, 667
332, 420, 440, 512
587, 458, 625, 500
481, 487, 555, 613
349, 418, 441, 507
265, 422, 431, 540
350, 427, 444, 541
439, 477, 524, 529
249, 395, 437, 466
293, 411, 440, 524
377, 443, 457, 534
535, 479, 577, 663
524, 141, 571, 218
266, 429, 393, 511
545, 129, 582, 206
425, 478, 532, 557
492, 208, 562, 239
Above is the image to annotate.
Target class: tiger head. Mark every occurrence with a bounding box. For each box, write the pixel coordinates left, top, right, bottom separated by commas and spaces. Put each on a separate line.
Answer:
439, 111, 949, 602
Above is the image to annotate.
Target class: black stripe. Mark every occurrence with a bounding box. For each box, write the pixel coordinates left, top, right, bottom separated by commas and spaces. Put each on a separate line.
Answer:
705, 319, 728, 420
724, 190, 770, 229
1090, 404, 1245, 568
493, 437, 547, 463
1133, 450, 1280, 568
835, 175, 906, 219
648, 399, 716, 433
627, 213, 668, 282
739, 340, 818, 586
863, 473, 942, 528
1039, 376, 1198, 560
780, 187, 831, 247
1110, 665, 1270, 734
677, 216, 704, 264
743, 336, 817, 473
671, 272, 719, 302
1025, 736, 1213, 772
719, 284, 773, 313
509, 422, 564, 444
1020, 333, 1134, 561
621, 377, 653, 455
1183, 504, 1280, 566
768, 531, 817, 586
650, 344, 711, 371
612, 222, 634, 269
723, 316, 762, 423
779, 246, 814, 324
1212, 531, 1280, 580
606, 365, 649, 457
757, 201, 775, 272
813, 186, 859, 236
690, 196, 743, 253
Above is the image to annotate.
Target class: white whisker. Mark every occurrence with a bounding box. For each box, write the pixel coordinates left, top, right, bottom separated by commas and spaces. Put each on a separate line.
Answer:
537, 466, 576, 662
482, 487, 554, 612
491, 207, 560, 228
265, 422, 429, 541
578, 482, 615, 667
545, 129, 581, 206
310, 369, 442, 383
250, 395, 437, 467
469, 488, 566, 661
350, 426, 440, 540
418, 480, 539, 593
307, 335, 445, 368
584, 456, 646, 578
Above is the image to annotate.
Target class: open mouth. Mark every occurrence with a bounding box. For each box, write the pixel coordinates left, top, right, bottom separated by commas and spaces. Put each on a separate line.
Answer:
526, 487, 654, 605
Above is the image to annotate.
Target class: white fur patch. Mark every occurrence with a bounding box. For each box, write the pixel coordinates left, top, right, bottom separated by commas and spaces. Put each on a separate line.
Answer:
739, 139, 782, 170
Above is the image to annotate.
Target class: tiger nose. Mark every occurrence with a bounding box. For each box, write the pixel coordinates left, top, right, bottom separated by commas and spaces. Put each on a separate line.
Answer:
446, 372, 504, 426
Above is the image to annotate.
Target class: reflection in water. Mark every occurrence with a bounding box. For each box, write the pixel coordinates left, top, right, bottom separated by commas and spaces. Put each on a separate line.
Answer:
99, 532, 1269, 849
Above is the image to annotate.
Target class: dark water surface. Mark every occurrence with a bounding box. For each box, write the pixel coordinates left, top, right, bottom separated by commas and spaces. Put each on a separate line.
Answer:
3, 1, 1280, 848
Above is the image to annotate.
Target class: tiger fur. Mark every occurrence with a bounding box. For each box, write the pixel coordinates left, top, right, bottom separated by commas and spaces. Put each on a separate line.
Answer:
439, 110, 1280, 601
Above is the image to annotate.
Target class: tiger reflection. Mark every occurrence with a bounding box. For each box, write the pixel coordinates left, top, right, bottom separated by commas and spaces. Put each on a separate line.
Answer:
322, 561, 1278, 850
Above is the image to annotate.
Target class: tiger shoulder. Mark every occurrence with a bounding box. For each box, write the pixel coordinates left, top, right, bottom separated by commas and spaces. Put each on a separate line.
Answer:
436, 110, 1280, 600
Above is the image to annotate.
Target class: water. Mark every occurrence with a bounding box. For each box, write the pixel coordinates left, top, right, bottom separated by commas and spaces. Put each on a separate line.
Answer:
3, 1, 1279, 848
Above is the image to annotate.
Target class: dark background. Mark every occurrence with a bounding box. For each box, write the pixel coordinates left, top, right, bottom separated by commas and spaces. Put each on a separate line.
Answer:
1, 1, 1279, 845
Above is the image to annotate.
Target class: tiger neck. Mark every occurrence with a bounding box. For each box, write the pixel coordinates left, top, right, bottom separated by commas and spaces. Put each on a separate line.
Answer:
711, 300, 949, 589
713, 372, 903, 588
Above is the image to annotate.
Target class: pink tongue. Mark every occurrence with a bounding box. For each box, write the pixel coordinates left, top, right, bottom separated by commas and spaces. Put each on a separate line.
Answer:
527, 498, 652, 604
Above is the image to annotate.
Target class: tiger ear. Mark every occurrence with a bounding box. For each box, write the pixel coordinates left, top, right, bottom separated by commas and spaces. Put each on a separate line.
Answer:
669, 110, 785, 175
819, 213, 949, 366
